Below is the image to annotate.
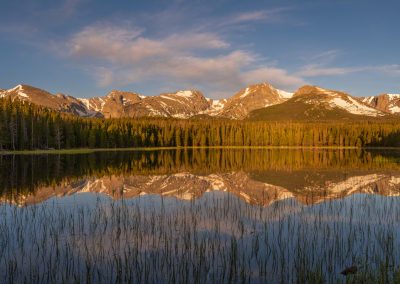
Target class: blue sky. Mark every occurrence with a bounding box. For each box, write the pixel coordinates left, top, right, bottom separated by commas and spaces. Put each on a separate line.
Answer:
0, 0, 399, 98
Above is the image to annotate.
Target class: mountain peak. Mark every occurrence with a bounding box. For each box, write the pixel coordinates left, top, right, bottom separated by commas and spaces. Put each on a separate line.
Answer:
10, 84, 24, 91
291, 85, 383, 117
106, 90, 143, 98
2, 82, 398, 119
0, 84, 101, 117
214, 82, 293, 119
11, 84, 46, 92
362, 93, 400, 114
294, 85, 342, 97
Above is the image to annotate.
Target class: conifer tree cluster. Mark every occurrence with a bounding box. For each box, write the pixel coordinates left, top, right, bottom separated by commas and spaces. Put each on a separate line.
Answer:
1, 98, 400, 150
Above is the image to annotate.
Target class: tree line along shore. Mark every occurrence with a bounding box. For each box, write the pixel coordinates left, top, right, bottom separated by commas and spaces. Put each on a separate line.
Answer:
1, 98, 400, 151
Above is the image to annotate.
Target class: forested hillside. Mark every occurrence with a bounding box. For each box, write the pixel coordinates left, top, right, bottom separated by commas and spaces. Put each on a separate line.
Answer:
1, 98, 400, 150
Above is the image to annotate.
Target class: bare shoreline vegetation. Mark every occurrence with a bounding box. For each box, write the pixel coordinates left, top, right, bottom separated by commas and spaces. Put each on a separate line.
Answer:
1, 180, 400, 283
2, 99, 400, 151
0, 149, 400, 282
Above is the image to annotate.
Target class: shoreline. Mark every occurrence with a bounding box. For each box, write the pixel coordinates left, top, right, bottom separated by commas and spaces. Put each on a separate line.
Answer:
1, 146, 399, 155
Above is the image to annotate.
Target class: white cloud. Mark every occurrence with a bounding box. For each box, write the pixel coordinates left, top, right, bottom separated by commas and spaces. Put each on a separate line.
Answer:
374, 65, 400, 76
164, 33, 230, 50
65, 23, 305, 97
239, 11, 267, 21
295, 49, 400, 79
296, 64, 400, 78
306, 49, 341, 64
68, 24, 230, 64
296, 65, 366, 77
219, 8, 292, 27
94, 67, 115, 88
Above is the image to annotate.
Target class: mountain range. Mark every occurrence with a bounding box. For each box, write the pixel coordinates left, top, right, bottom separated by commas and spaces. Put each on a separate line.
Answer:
1, 83, 399, 120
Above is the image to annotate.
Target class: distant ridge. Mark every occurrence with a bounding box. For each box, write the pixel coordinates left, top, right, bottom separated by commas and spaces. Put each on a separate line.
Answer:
249, 85, 390, 121
1, 83, 399, 120
361, 93, 400, 114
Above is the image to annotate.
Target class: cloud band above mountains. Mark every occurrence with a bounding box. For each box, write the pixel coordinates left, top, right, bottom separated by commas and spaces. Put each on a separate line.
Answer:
65, 23, 306, 97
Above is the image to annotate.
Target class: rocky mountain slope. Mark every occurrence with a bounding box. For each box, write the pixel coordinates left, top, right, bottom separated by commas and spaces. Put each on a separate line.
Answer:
78, 83, 293, 119
125, 90, 211, 119
1, 83, 398, 120
0, 85, 101, 117
0, 83, 294, 119
209, 83, 293, 119
79, 89, 213, 118
249, 85, 386, 120
361, 93, 400, 114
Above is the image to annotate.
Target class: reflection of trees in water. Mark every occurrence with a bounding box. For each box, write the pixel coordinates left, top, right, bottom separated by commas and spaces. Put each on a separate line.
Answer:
0, 149, 400, 204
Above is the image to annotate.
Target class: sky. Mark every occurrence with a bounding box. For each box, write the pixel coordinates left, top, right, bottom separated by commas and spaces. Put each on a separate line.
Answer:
0, 0, 399, 99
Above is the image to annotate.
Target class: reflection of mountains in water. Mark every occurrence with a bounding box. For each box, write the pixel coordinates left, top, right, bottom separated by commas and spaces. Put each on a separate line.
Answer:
4, 171, 400, 207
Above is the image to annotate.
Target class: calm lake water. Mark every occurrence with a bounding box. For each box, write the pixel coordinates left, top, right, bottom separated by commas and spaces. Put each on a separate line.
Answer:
1, 149, 400, 283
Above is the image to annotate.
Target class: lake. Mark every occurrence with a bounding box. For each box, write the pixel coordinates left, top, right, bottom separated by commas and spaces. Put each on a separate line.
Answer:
1, 149, 400, 283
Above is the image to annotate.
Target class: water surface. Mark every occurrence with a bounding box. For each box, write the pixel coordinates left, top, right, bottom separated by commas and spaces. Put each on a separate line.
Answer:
1, 149, 400, 283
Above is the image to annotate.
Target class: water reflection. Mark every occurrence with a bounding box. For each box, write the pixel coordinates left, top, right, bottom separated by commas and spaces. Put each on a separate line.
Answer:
0, 149, 400, 283
0, 149, 400, 206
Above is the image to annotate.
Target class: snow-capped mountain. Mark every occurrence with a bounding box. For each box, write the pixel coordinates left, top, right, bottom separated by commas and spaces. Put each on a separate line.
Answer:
249, 85, 385, 120
211, 83, 294, 119
77, 83, 293, 119
0, 85, 101, 117
79, 89, 211, 118
293, 86, 384, 116
361, 93, 400, 114
128, 90, 211, 118
0, 83, 295, 119
1, 83, 396, 120
78, 90, 143, 118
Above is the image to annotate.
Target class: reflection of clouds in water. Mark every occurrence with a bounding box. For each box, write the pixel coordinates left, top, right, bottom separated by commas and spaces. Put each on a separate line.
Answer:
1, 191, 400, 283
1, 150, 400, 282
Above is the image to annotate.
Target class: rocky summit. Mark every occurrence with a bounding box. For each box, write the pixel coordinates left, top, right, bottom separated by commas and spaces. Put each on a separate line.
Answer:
1, 83, 399, 120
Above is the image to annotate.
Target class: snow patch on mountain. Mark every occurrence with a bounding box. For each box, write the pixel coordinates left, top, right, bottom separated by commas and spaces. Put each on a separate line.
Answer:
276, 89, 293, 99
330, 96, 382, 116
297, 86, 384, 117
6, 85, 30, 99
240, 87, 251, 98
8, 85, 23, 92
175, 90, 194, 98
390, 106, 400, 113
78, 98, 104, 112
18, 90, 27, 97
387, 94, 400, 100
78, 98, 90, 109
362, 96, 375, 104
172, 113, 191, 119
200, 98, 227, 116
160, 95, 176, 100
211, 99, 226, 111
